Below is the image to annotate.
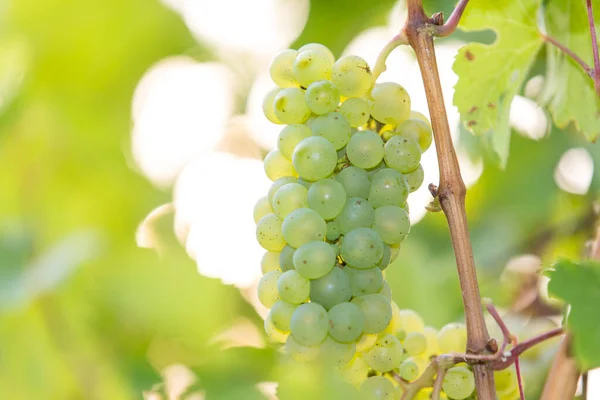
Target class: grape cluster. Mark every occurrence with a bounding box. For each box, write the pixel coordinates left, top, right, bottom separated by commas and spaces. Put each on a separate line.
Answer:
253, 43, 515, 400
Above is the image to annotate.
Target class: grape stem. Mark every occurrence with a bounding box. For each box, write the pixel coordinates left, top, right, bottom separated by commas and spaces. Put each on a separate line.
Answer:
433, 0, 470, 37
430, 364, 446, 400
514, 356, 525, 400
371, 32, 409, 83
586, 0, 600, 97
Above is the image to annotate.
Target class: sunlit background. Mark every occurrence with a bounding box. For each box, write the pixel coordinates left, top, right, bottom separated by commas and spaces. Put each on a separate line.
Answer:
0, 0, 598, 398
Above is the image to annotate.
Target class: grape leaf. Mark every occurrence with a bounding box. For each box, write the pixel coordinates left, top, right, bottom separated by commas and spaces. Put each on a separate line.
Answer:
453, 0, 544, 167
541, 1, 600, 141
547, 259, 600, 370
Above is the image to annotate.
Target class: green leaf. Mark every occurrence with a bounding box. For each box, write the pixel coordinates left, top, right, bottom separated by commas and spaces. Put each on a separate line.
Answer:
547, 259, 600, 370
541, 1, 600, 141
453, 0, 544, 167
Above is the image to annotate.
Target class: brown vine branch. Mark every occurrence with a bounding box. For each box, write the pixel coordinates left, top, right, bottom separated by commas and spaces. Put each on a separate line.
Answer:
539, 335, 579, 400
431, 364, 447, 400
489, 327, 564, 370
586, 0, 600, 96
434, 0, 470, 37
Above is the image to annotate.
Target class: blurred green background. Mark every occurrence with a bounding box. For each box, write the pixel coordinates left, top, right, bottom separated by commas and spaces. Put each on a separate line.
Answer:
0, 0, 597, 399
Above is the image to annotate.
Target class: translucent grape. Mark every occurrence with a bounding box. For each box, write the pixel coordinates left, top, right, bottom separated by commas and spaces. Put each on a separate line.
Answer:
297, 43, 335, 64
368, 168, 409, 208
399, 358, 420, 381
377, 244, 392, 271
270, 300, 298, 332
390, 244, 401, 263
263, 87, 282, 124
319, 335, 356, 366
273, 183, 308, 219
360, 376, 396, 400
351, 294, 392, 334
423, 326, 440, 357
269, 49, 299, 88
331, 55, 373, 97
328, 302, 365, 343
305, 81, 340, 115
415, 388, 448, 400
372, 205, 410, 245
312, 111, 351, 149
265, 313, 289, 343
278, 124, 312, 160
495, 366, 518, 395
369, 82, 411, 125
438, 323, 467, 354
404, 164, 424, 192
395, 118, 433, 151
398, 309, 426, 333
261, 251, 281, 273
338, 355, 369, 387
346, 130, 384, 169
340, 97, 370, 128
258, 270, 282, 308
384, 135, 421, 173
256, 213, 286, 251
274, 87, 312, 124
404, 331, 427, 356
285, 335, 320, 362
279, 245, 296, 272
268, 176, 298, 205
385, 301, 402, 335
310, 267, 352, 310
345, 266, 383, 296
292, 136, 337, 181
410, 110, 431, 127
326, 220, 341, 241
254, 195, 274, 223
278, 270, 310, 304
341, 227, 383, 269
379, 281, 392, 301
363, 334, 404, 372
282, 207, 327, 248
335, 197, 375, 234
264, 149, 296, 181
293, 241, 336, 279
356, 333, 378, 352
442, 366, 475, 400
335, 166, 371, 198
290, 302, 329, 346
293, 48, 334, 87
307, 178, 347, 220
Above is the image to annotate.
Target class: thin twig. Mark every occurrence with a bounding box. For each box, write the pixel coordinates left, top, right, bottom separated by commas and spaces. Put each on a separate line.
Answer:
490, 327, 564, 370
542, 34, 593, 76
585, 0, 600, 96
435, 0, 470, 37
431, 365, 447, 400
540, 336, 580, 400
371, 33, 409, 83
514, 356, 526, 400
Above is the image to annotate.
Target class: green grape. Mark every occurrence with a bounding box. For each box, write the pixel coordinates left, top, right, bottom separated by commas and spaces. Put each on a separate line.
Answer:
377, 244, 392, 271
319, 335, 356, 366
341, 227, 383, 269
363, 334, 403, 372
335, 197, 375, 234
279, 245, 296, 272
404, 164, 424, 192
326, 220, 341, 241
298, 43, 336, 63
293, 48, 334, 87
368, 168, 409, 208
307, 178, 347, 220
265, 313, 289, 343
379, 280, 392, 300
278, 124, 312, 160
423, 326, 439, 357
360, 376, 396, 400
384, 136, 421, 173
369, 82, 411, 125
293, 241, 336, 279
403, 331, 427, 356
442, 366, 475, 400
285, 334, 320, 362
390, 244, 401, 263
331, 55, 373, 97
297, 178, 313, 189
264, 149, 296, 181
282, 207, 327, 248
254, 195, 274, 223
310, 267, 352, 310
328, 302, 365, 343
437, 323, 467, 354
335, 166, 371, 198
356, 333, 377, 352
340, 97, 370, 128
273, 182, 308, 219
261, 251, 281, 273
372, 205, 410, 245
278, 270, 310, 304
290, 302, 329, 346
312, 111, 351, 150
274, 87, 312, 124
269, 49, 299, 88
256, 213, 286, 251
410, 110, 431, 127
346, 130, 384, 169
338, 355, 369, 387
258, 270, 282, 308
270, 300, 298, 332
399, 358, 420, 381
398, 309, 425, 333
292, 136, 337, 181
345, 266, 383, 296
395, 118, 433, 151
351, 294, 392, 334
305, 80, 340, 115
494, 366, 518, 395
415, 388, 448, 400
268, 176, 298, 205
263, 87, 283, 124
385, 301, 402, 335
